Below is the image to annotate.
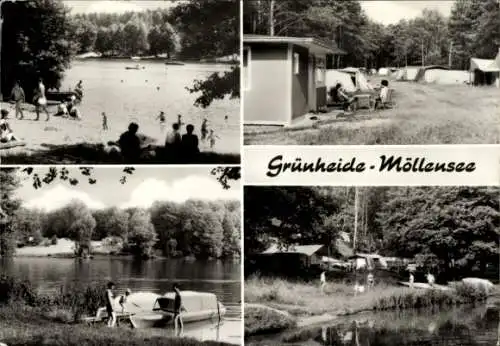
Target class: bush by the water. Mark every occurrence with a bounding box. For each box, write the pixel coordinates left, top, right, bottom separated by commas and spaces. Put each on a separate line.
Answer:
245, 305, 296, 337
0, 275, 106, 321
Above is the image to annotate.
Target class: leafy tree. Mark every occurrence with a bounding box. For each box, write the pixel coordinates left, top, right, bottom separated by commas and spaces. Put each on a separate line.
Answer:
127, 209, 158, 258
72, 18, 98, 53
187, 67, 240, 108
1, 0, 76, 99
11, 208, 44, 245
0, 169, 22, 257
92, 207, 129, 241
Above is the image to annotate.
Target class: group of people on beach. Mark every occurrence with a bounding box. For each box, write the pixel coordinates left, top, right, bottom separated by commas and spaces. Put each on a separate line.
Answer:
104, 282, 185, 336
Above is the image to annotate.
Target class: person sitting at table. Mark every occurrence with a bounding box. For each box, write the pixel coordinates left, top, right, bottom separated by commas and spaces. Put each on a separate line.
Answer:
330, 83, 355, 112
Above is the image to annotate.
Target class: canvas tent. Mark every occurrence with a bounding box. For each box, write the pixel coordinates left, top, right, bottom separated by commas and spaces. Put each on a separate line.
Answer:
421, 69, 471, 84
378, 67, 389, 76
469, 57, 500, 87
414, 66, 449, 82
326, 70, 356, 93
395, 66, 420, 81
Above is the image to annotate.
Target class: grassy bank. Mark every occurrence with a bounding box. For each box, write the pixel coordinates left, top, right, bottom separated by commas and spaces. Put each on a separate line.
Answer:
244, 80, 499, 145
0, 306, 229, 346
244, 277, 490, 337
0, 276, 233, 345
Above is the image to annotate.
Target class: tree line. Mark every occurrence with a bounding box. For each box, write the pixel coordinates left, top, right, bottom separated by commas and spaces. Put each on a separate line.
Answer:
0, 168, 241, 260
244, 0, 500, 70
244, 186, 499, 276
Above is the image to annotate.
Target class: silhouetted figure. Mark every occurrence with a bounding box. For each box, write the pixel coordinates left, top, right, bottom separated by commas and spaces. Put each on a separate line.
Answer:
118, 122, 141, 163
165, 123, 182, 161
181, 124, 199, 162
177, 114, 182, 128
207, 129, 219, 149
157, 111, 166, 133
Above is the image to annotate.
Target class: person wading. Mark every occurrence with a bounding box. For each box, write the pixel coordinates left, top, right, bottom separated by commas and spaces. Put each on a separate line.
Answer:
173, 283, 186, 337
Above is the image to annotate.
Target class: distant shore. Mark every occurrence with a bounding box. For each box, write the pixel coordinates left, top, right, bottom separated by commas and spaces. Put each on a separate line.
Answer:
74, 54, 238, 65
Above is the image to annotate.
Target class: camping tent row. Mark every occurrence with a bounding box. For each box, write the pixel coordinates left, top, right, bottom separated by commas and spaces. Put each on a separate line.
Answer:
395, 65, 472, 85
325, 68, 374, 94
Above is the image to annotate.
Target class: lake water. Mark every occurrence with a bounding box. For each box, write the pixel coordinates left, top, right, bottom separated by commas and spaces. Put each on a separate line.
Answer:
58, 59, 240, 154
0, 257, 242, 344
248, 303, 500, 346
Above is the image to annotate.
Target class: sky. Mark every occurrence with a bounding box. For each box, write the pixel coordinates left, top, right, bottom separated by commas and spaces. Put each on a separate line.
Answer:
15, 167, 241, 211
63, 1, 454, 25
360, 1, 454, 25
64, 0, 180, 14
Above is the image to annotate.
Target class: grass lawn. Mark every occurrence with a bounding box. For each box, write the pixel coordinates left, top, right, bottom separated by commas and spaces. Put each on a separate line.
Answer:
0, 306, 232, 346
244, 79, 499, 145
244, 277, 492, 337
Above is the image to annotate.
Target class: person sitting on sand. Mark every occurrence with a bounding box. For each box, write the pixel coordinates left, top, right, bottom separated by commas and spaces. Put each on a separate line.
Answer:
207, 129, 219, 149
118, 122, 141, 163
181, 124, 200, 161
102, 112, 108, 130
165, 123, 182, 148
55, 102, 69, 117
10, 80, 25, 120
0, 109, 19, 143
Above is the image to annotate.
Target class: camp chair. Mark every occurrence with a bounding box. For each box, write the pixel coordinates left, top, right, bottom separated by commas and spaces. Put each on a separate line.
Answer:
353, 94, 374, 111
374, 88, 395, 110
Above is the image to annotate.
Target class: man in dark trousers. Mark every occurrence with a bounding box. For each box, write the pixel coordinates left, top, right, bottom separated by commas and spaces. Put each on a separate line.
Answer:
10, 81, 25, 119
173, 283, 186, 337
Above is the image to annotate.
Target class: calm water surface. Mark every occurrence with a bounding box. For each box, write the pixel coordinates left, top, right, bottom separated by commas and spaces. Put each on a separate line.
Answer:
0, 257, 242, 344
249, 303, 500, 346
58, 60, 240, 153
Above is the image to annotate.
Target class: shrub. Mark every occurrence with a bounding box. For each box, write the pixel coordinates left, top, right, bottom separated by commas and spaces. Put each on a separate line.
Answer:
0, 275, 38, 306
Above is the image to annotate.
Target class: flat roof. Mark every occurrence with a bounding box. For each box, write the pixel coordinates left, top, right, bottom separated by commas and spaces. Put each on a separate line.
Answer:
243, 34, 346, 55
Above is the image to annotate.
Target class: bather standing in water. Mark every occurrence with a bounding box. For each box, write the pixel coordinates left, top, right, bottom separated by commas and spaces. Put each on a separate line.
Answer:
173, 283, 186, 337
156, 111, 166, 133
320, 271, 326, 293
426, 272, 435, 287
409, 272, 414, 289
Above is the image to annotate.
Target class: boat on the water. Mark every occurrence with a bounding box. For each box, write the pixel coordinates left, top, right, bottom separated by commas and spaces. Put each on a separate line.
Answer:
125, 65, 143, 70
92, 291, 226, 329
131, 56, 141, 61
164, 61, 185, 66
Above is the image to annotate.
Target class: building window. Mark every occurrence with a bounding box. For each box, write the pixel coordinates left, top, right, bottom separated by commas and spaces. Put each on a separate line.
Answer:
243, 47, 251, 90
293, 53, 299, 74
316, 58, 325, 83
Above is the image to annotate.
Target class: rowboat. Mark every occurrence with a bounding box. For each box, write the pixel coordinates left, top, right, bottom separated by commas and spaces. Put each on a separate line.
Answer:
165, 61, 185, 66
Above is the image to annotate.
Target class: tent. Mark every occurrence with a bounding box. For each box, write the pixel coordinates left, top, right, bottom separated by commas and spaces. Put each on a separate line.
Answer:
421, 69, 471, 84
378, 67, 389, 76
326, 70, 356, 93
405, 66, 420, 81
414, 65, 449, 82
395, 69, 406, 80
469, 57, 500, 87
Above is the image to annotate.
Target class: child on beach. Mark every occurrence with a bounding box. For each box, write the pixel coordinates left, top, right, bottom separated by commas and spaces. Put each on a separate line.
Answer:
207, 129, 219, 149
0, 109, 19, 142
102, 112, 108, 130
35, 78, 50, 121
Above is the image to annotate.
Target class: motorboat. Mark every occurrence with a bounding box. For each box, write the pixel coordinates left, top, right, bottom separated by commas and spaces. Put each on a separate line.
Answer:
152, 291, 226, 324
125, 65, 142, 70
92, 291, 226, 329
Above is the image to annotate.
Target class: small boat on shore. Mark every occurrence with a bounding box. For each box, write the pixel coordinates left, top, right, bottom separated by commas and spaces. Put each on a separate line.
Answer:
46, 91, 77, 102
398, 281, 451, 291
91, 291, 226, 329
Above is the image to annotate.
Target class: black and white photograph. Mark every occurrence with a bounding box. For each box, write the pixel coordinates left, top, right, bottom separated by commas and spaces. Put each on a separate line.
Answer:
0, 166, 242, 345
243, 186, 499, 345
0, 0, 240, 164
243, 0, 500, 145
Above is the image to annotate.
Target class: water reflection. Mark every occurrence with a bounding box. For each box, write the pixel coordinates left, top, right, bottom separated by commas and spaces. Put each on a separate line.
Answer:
280, 304, 499, 346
